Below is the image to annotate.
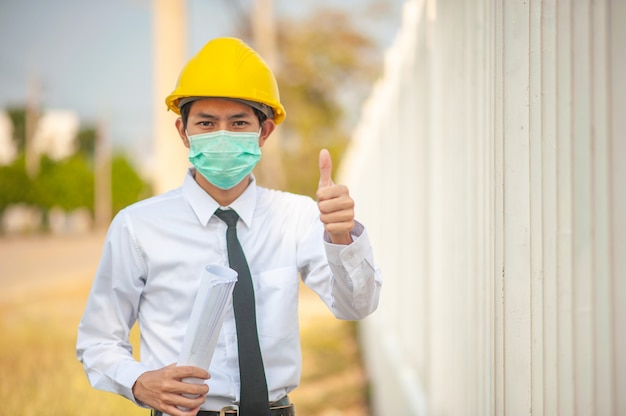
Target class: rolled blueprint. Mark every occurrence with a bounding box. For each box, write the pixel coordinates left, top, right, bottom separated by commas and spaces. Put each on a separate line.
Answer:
178, 264, 237, 385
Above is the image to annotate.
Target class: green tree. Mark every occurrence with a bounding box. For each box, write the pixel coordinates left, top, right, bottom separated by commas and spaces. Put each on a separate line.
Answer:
36, 154, 95, 211
0, 149, 150, 225
275, 8, 381, 197
6, 107, 26, 152
0, 156, 35, 211
111, 154, 152, 215
76, 125, 97, 159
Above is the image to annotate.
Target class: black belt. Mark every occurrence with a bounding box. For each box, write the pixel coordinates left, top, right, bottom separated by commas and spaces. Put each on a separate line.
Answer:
152, 397, 294, 416
198, 403, 295, 416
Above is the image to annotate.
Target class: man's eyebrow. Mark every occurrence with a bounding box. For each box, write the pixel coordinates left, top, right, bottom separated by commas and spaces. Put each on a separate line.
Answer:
192, 112, 218, 120
191, 112, 252, 120
228, 112, 253, 120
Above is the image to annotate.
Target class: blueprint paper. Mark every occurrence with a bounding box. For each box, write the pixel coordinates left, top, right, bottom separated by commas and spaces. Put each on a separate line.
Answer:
178, 264, 237, 385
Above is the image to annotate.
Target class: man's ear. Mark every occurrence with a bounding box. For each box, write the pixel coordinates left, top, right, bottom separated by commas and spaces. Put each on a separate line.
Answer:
175, 117, 190, 148
258, 119, 276, 148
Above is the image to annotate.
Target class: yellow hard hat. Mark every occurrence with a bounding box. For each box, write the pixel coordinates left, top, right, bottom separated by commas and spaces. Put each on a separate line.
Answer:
165, 37, 286, 124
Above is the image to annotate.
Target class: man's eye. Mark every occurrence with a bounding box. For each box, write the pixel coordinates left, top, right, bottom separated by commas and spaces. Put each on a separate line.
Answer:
198, 121, 212, 127
234, 121, 248, 126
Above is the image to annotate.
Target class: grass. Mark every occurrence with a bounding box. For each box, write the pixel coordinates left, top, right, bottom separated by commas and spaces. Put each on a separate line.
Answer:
0, 278, 370, 415
0, 281, 145, 416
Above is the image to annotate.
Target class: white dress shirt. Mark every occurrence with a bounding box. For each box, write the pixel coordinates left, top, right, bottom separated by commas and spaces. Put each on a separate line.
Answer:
76, 169, 382, 410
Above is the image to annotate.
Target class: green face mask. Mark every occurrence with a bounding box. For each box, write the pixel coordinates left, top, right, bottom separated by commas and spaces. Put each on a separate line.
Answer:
187, 130, 261, 190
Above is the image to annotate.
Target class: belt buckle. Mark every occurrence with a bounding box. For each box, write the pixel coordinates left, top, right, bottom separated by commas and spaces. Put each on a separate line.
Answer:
219, 405, 239, 416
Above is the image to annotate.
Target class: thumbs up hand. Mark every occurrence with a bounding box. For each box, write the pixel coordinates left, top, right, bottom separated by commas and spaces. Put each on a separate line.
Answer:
316, 149, 354, 245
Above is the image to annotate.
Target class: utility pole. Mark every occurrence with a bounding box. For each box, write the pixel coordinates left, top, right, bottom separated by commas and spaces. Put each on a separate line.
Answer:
252, 0, 286, 190
94, 119, 111, 229
152, 0, 188, 195
25, 75, 40, 178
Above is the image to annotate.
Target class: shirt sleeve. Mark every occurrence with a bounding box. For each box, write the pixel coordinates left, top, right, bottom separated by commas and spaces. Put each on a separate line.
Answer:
322, 221, 383, 320
76, 211, 150, 405
298, 200, 382, 320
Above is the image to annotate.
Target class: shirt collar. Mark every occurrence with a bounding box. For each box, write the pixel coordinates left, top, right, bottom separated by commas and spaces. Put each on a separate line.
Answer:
182, 168, 257, 228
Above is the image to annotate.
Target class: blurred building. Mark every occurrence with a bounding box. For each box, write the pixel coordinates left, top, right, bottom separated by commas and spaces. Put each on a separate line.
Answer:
341, 0, 625, 415
0, 109, 80, 166
32, 110, 80, 160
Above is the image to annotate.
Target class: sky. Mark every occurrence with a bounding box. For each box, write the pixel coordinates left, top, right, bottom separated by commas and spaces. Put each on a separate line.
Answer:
0, 0, 405, 158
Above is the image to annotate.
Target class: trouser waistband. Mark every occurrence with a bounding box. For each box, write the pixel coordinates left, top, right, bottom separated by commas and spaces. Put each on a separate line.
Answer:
151, 396, 294, 416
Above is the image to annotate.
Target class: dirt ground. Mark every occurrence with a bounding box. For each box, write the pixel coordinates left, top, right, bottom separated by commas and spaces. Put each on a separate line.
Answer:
0, 230, 371, 415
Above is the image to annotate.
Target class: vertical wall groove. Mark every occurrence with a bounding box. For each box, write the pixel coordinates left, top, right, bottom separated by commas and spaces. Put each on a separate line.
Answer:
529, 1, 544, 414
540, 1, 558, 415
607, 3, 625, 413
493, 0, 505, 413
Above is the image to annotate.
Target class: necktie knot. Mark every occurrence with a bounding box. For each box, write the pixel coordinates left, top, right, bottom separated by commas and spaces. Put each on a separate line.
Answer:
215, 208, 240, 227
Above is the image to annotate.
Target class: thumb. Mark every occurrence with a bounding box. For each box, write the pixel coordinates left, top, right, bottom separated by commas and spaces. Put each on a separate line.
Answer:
318, 149, 333, 188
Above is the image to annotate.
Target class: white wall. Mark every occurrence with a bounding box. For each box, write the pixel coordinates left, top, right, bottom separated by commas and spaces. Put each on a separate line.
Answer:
340, 0, 626, 414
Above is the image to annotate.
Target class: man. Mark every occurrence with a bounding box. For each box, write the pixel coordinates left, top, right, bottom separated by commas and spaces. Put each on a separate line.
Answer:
77, 37, 382, 416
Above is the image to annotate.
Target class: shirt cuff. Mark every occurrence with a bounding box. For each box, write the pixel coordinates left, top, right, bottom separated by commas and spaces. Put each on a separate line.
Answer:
324, 221, 369, 271
116, 361, 152, 406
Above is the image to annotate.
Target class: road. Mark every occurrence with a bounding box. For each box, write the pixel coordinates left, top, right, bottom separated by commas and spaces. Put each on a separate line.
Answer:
0, 230, 107, 304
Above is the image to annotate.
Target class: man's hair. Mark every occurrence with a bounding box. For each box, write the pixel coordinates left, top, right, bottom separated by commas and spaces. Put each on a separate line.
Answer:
180, 101, 268, 129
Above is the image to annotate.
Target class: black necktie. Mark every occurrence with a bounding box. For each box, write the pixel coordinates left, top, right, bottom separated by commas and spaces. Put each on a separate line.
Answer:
214, 209, 269, 416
